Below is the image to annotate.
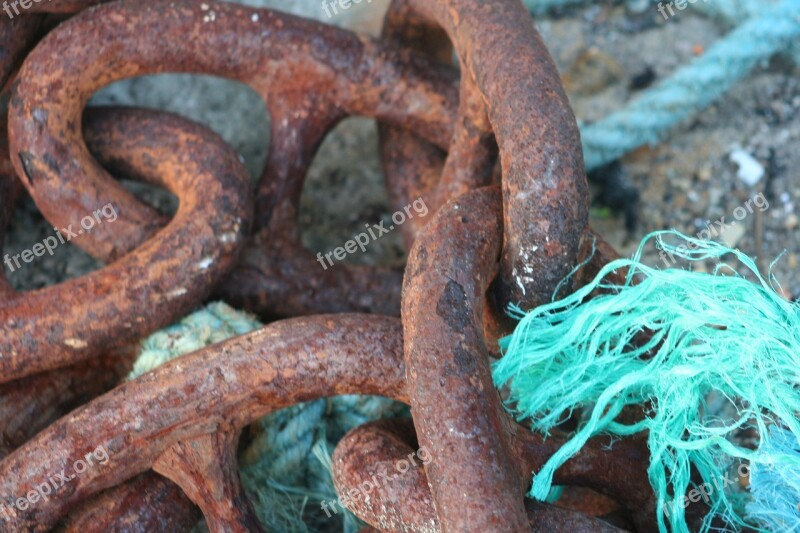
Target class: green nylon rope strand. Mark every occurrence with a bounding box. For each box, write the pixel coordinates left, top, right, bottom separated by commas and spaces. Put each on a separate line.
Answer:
493, 230, 800, 533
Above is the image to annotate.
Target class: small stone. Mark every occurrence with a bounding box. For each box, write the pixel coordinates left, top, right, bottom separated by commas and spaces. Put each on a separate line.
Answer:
785, 214, 799, 230
789, 254, 799, 269
717, 222, 746, 248
629, 66, 656, 91
730, 149, 765, 187
564, 47, 623, 96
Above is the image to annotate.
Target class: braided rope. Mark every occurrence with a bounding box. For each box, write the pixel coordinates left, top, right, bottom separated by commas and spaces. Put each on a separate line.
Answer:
130, 302, 406, 531
123, 3, 800, 531
580, 0, 800, 169
522, 0, 589, 16
524, 0, 800, 169
694, 0, 800, 64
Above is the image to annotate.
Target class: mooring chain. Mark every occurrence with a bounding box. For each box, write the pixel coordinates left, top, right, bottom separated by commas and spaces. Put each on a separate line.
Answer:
0, 109, 221, 531
0, 314, 408, 531
373, 2, 650, 529
0, 105, 253, 383
404, 188, 657, 532
0, 1, 433, 529
0, 1, 441, 528
0, 309, 653, 531
381, 0, 591, 311
0, 0, 112, 474
0, 0, 661, 531
332, 419, 644, 532
8, 0, 456, 321
0, 6, 210, 523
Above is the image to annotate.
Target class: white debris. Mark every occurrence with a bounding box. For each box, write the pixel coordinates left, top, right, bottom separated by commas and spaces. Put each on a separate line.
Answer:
167, 288, 188, 298
65, 338, 88, 350
219, 232, 239, 244
729, 149, 765, 187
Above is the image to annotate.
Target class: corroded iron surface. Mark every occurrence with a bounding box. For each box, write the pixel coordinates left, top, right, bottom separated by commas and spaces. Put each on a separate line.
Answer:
1, 107, 252, 382
0, 0, 669, 531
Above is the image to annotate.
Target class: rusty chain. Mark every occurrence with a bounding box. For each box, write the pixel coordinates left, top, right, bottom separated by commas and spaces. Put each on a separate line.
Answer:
0, 0, 695, 531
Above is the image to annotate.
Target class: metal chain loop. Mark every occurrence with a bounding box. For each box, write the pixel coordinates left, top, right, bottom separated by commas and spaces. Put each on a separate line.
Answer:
0, 1, 681, 531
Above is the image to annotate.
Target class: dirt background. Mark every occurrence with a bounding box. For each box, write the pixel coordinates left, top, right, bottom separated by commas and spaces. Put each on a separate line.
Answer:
4, 0, 799, 295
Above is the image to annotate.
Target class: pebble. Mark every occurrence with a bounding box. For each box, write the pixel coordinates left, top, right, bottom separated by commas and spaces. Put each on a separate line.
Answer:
697, 165, 713, 182
718, 223, 746, 248
785, 214, 799, 230
729, 149, 765, 186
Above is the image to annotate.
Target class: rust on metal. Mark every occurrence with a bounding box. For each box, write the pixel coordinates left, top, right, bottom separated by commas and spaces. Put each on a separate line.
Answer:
58, 473, 200, 533
0, 107, 252, 382
382, 0, 589, 310
9, 0, 456, 318
0, 315, 405, 530
332, 420, 643, 532
0, 0, 670, 530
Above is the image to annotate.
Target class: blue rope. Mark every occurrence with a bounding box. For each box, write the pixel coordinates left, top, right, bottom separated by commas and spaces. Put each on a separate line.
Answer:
746, 426, 800, 532
523, 0, 800, 170
522, 0, 589, 16
580, 0, 800, 169
695, 0, 800, 65
129, 4, 800, 531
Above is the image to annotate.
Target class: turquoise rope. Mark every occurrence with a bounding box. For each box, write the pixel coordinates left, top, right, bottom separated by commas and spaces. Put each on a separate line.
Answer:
130, 302, 407, 532
525, 0, 800, 67
523, 0, 800, 170
522, 0, 589, 16
129, 302, 261, 380
696, 0, 800, 65
579, 0, 800, 169
746, 426, 800, 531
493, 231, 800, 533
